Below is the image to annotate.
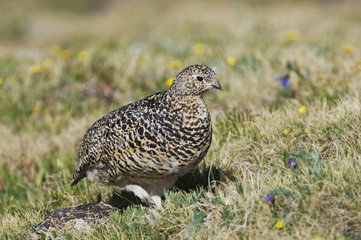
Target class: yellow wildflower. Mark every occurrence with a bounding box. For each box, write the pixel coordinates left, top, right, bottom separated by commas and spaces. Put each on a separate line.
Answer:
60, 49, 72, 59
42, 59, 53, 69
62, 194, 67, 200
29, 65, 43, 74
51, 45, 61, 55
275, 220, 284, 229
0, 77, 3, 86
193, 43, 205, 55
32, 105, 41, 115
168, 60, 182, 69
343, 45, 352, 53
77, 51, 90, 62
226, 56, 237, 67
284, 128, 290, 135
285, 29, 299, 42
165, 77, 174, 86
304, 129, 310, 134
317, 73, 324, 80
312, 238, 322, 240
298, 105, 307, 114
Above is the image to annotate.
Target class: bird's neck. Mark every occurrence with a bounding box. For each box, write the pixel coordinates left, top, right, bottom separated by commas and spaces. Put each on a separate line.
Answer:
166, 91, 203, 105
165, 93, 209, 116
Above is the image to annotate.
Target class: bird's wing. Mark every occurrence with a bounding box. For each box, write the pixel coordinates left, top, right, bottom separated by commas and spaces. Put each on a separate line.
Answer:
70, 101, 136, 185
70, 92, 168, 185
99, 92, 174, 176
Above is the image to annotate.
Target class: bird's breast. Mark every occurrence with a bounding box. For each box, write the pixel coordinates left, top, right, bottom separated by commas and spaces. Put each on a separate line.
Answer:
162, 98, 212, 160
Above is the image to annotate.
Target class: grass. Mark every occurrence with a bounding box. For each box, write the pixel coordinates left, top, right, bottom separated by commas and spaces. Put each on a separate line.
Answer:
1, 0, 361, 239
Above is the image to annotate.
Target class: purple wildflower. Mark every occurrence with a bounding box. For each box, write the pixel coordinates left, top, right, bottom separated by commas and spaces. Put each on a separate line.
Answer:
275, 73, 290, 89
289, 158, 297, 169
280, 78, 290, 88
263, 194, 274, 203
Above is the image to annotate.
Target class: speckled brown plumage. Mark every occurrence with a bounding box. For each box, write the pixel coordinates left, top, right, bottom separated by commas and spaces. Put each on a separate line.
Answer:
70, 64, 221, 208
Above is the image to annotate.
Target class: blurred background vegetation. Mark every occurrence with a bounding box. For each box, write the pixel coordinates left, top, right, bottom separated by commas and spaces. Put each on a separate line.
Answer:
1, 0, 361, 239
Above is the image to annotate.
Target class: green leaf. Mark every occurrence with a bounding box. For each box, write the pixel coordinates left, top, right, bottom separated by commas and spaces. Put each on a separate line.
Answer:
222, 205, 235, 221
297, 148, 307, 159
51, 231, 58, 238
290, 148, 307, 159
286, 61, 305, 79
109, 211, 121, 223
286, 61, 293, 71
269, 189, 282, 195
40, 233, 46, 240
310, 152, 322, 174
269, 187, 292, 197
278, 187, 292, 196
35, 168, 46, 186
235, 181, 243, 194
188, 210, 206, 233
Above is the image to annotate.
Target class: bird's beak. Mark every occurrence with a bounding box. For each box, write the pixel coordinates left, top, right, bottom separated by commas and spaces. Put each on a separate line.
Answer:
212, 81, 222, 90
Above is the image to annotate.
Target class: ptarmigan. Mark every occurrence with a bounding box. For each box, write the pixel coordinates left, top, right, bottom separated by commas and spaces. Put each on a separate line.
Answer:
70, 64, 221, 208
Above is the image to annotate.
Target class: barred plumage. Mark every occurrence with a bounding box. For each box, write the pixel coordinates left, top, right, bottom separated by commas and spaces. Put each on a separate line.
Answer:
70, 64, 221, 208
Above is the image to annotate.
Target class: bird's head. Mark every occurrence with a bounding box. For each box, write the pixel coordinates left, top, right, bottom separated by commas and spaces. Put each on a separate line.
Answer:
169, 65, 221, 96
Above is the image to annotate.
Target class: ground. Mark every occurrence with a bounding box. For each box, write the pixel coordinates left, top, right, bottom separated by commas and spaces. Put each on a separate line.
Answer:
0, 0, 361, 239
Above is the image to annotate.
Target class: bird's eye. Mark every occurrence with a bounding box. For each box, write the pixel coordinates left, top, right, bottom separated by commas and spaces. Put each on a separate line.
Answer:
196, 76, 203, 81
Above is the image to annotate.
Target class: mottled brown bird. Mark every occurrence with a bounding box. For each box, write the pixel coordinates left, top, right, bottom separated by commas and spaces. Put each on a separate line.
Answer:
70, 64, 221, 208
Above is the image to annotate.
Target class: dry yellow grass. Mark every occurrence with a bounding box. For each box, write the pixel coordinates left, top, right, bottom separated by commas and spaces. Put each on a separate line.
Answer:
0, 0, 361, 239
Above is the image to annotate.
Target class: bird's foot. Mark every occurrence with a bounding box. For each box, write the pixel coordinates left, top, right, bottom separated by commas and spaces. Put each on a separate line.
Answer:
151, 196, 162, 209
124, 184, 162, 209
143, 196, 157, 208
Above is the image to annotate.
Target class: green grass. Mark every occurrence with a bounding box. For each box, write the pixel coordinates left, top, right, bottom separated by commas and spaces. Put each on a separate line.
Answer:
1, 0, 361, 239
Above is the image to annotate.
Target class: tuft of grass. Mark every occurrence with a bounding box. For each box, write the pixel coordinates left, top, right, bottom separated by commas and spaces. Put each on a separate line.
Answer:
1, 0, 361, 239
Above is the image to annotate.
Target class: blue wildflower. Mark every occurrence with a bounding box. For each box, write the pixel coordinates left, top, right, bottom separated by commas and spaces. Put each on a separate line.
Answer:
275, 73, 290, 89
289, 158, 297, 169
280, 78, 290, 88
263, 194, 274, 203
